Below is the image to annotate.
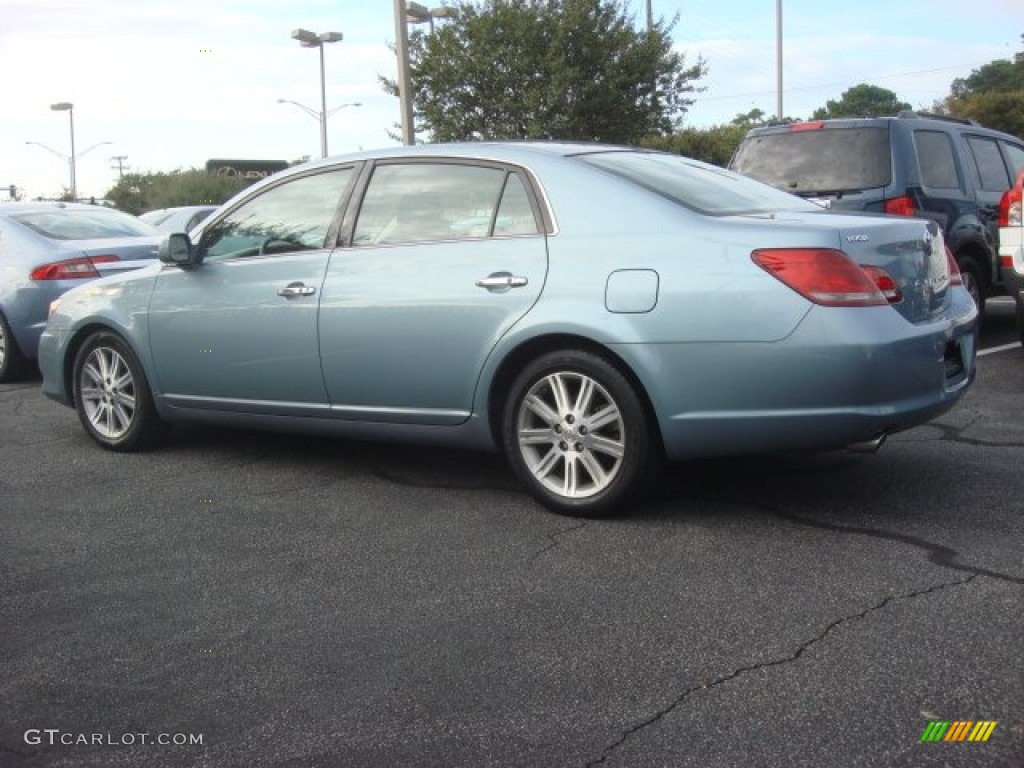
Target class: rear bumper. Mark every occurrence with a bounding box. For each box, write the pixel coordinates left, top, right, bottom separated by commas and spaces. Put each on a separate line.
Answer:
614, 292, 978, 461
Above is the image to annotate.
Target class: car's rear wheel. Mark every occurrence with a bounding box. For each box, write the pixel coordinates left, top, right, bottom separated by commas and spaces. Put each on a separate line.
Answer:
73, 332, 167, 451
957, 255, 986, 315
502, 349, 659, 517
0, 312, 30, 383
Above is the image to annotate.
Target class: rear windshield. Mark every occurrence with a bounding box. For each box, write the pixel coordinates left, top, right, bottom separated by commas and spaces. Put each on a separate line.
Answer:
730, 126, 891, 194
11, 208, 158, 240
575, 151, 822, 215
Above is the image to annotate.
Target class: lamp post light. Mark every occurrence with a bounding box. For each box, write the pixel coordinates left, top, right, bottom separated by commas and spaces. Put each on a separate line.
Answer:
277, 98, 361, 121
49, 102, 77, 199
26, 139, 112, 199
290, 28, 344, 158
395, 2, 456, 145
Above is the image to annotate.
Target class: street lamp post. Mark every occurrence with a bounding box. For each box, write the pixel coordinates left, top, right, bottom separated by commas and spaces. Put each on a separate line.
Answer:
50, 102, 76, 199
290, 29, 344, 158
396, 3, 456, 145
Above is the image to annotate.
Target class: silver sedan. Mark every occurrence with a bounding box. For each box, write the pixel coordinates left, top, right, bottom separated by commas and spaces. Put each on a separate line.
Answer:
39, 143, 978, 517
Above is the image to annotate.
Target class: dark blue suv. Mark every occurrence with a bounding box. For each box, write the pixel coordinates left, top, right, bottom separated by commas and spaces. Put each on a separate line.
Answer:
730, 112, 1024, 318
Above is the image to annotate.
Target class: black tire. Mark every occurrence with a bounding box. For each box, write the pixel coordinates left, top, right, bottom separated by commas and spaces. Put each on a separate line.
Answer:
0, 312, 31, 383
501, 349, 661, 517
957, 255, 986, 321
1016, 295, 1024, 347
72, 332, 167, 451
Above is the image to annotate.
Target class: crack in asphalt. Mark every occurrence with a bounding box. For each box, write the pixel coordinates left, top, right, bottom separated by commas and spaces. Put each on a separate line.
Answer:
529, 521, 588, 564
912, 421, 1024, 449
754, 504, 1024, 586
585, 574, 977, 767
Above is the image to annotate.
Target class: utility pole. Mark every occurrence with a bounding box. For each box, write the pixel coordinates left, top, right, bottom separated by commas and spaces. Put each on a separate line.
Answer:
776, 0, 783, 121
110, 155, 129, 179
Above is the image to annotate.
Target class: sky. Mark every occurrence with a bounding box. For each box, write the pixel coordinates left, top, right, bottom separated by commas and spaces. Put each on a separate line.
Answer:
1, 0, 1021, 201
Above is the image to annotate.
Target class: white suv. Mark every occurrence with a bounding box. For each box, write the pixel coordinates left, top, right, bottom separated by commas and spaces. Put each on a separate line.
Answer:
999, 170, 1024, 343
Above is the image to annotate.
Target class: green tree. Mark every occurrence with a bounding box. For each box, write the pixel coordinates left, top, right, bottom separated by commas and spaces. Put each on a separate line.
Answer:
390, 0, 706, 143
811, 84, 912, 119
105, 169, 248, 216
640, 124, 748, 167
942, 36, 1024, 137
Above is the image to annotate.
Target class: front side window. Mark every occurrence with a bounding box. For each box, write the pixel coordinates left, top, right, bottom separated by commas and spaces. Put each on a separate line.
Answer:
201, 168, 353, 262
966, 136, 1010, 191
353, 163, 530, 246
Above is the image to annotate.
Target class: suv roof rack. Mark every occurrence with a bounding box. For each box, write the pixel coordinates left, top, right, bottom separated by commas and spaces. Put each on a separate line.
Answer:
896, 110, 980, 126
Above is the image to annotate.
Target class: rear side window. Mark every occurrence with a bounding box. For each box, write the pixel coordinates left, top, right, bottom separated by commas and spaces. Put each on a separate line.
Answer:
353, 163, 535, 246
966, 136, 1010, 191
730, 127, 891, 193
915, 131, 959, 189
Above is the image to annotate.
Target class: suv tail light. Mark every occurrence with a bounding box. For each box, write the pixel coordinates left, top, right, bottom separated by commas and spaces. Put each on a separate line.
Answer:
29, 255, 120, 281
883, 195, 917, 217
998, 170, 1024, 227
751, 249, 887, 306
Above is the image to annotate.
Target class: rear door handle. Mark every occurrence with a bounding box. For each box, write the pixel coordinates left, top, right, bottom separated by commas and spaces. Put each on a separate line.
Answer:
475, 273, 528, 291
277, 282, 316, 298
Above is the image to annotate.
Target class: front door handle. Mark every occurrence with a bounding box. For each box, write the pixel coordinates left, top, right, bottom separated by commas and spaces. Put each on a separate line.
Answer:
277, 282, 316, 298
475, 273, 528, 291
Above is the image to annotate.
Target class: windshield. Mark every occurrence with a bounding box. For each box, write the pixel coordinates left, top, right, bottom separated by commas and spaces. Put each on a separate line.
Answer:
575, 151, 823, 215
11, 208, 159, 240
731, 126, 891, 193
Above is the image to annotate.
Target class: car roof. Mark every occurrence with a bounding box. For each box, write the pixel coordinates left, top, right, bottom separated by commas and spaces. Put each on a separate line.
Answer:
742, 114, 1019, 141
302, 140, 639, 169
0, 201, 124, 216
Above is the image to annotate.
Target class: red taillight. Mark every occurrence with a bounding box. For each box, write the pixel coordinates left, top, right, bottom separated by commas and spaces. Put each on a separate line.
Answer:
883, 195, 916, 217
861, 266, 903, 303
30, 255, 119, 281
790, 121, 825, 132
946, 247, 963, 287
751, 248, 887, 307
998, 170, 1023, 227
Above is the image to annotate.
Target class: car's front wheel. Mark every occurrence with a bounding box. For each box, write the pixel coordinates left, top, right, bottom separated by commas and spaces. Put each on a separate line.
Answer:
502, 349, 660, 517
73, 332, 167, 451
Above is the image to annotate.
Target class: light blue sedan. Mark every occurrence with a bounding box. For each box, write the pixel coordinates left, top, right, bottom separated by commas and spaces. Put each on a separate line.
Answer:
39, 143, 977, 517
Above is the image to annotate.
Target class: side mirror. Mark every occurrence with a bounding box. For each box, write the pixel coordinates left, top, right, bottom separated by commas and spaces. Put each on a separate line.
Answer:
159, 233, 198, 267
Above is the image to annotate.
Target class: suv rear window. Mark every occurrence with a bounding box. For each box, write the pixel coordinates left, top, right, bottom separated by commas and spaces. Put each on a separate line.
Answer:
731, 126, 891, 193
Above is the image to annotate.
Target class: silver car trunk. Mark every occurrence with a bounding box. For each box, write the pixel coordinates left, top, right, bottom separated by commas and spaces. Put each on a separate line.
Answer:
65, 237, 161, 275
785, 212, 950, 324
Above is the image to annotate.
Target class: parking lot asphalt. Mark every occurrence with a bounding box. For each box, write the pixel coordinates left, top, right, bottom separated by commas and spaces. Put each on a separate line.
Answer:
1, 315, 1022, 767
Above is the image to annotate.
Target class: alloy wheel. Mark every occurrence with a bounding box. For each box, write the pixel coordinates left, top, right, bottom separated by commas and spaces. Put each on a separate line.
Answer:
516, 371, 626, 499
78, 346, 138, 440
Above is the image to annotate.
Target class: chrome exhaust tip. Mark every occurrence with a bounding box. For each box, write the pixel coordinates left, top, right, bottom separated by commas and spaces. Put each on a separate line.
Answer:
846, 433, 887, 454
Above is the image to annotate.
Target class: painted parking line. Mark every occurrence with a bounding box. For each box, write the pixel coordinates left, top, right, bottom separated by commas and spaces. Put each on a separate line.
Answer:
978, 342, 1022, 357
